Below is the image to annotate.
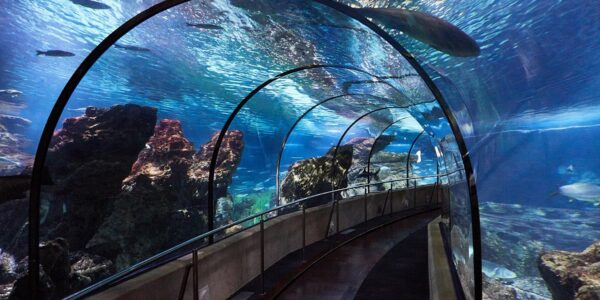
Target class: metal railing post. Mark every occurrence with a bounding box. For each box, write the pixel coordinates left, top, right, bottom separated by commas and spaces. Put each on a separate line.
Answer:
260, 215, 265, 295
413, 178, 417, 208
381, 189, 391, 217
302, 204, 306, 262
363, 186, 368, 222
192, 250, 198, 300
390, 181, 394, 213
325, 200, 335, 238
178, 265, 192, 300
336, 197, 340, 233
63, 173, 464, 300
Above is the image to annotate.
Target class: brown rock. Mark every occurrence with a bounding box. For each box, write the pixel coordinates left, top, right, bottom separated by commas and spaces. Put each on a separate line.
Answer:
88, 125, 244, 269
280, 145, 353, 206
41, 104, 157, 250
538, 240, 600, 300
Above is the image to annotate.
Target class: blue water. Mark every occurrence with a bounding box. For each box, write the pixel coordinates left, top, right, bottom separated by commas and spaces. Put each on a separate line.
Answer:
0, 0, 599, 299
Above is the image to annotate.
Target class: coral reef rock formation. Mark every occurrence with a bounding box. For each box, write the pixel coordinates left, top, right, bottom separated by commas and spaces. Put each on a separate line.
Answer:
0, 197, 28, 260
483, 276, 517, 300
9, 238, 103, 299
340, 136, 408, 198
280, 145, 353, 206
538, 240, 600, 300
344, 136, 394, 162
344, 151, 412, 198
88, 122, 244, 269
190, 129, 245, 198
41, 104, 157, 251
0, 114, 32, 176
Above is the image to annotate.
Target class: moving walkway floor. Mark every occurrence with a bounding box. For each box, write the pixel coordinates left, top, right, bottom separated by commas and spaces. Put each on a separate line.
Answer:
278, 211, 436, 299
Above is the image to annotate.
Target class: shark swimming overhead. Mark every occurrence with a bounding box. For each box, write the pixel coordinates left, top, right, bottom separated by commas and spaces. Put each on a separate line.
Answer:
70, 0, 111, 10
355, 7, 480, 57
186, 23, 224, 30
558, 182, 600, 206
114, 44, 152, 52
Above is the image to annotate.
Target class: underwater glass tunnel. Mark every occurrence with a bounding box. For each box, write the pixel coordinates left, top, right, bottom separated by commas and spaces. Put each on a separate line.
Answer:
0, 0, 599, 299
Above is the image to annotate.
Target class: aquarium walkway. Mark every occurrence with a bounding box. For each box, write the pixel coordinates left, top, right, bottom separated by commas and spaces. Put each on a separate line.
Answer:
231, 208, 438, 299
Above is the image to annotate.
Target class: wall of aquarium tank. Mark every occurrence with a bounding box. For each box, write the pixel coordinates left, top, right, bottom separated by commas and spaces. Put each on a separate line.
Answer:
0, 0, 598, 299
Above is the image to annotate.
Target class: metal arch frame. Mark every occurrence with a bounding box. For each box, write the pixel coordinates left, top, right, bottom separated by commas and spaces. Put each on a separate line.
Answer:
365, 119, 407, 193
328, 106, 407, 193
28, 0, 482, 298
28, 1, 189, 297
406, 130, 425, 204
275, 93, 398, 203
312, 1, 482, 298
207, 64, 411, 241
324, 106, 406, 236
407, 132, 440, 207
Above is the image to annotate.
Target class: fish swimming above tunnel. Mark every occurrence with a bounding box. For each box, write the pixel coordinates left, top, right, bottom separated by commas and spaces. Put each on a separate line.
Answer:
70, 0, 111, 10
186, 23, 224, 30
558, 182, 600, 206
0, 89, 22, 97
114, 44, 152, 52
36, 50, 75, 57
482, 259, 517, 279
354, 7, 480, 57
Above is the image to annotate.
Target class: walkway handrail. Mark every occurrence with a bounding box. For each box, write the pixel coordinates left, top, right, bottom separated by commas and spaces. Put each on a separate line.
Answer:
66, 169, 463, 299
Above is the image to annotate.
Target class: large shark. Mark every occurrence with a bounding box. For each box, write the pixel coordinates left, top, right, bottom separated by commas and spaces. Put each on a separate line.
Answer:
355, 7, 480, 57
559, 182, 600, 206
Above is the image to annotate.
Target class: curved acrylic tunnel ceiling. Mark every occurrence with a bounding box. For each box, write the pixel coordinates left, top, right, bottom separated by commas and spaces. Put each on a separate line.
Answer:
0, 0, 479, 299
335, 1, 600, 299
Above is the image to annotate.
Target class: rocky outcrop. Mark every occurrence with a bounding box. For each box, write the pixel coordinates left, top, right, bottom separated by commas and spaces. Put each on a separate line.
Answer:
344, 136, 394, 162
343, 150, 412, 198
280, 145, 353, 206
538, 240, 600, 300
483, 276, 517, 300
42, 104, 157, 250
70, 251, 114, 283
279, 136, 409, 204
0, 197, 28, 261
190, 130, 245, 199
0, 114, 32, 176
88, 121, 244, 269
9, 238, 112, 299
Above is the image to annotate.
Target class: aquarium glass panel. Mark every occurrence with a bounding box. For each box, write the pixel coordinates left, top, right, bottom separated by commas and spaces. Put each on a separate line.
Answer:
0, 0, 166, 297
14, 0, 455, 297
333, 0, 600, 298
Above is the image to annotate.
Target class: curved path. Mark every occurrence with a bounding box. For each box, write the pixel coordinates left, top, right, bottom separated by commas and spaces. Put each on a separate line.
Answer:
277, 210, 437, 299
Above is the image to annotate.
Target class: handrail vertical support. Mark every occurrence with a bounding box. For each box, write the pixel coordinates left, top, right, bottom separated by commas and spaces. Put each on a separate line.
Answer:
302, 204, 306, 262
178, 264, 192, 300
192, 250, 198, 300
381, 189, 391, 217
363, 186, 368, 223
413, 179, 417, 208
260, 215, 265, 295
336, 197, 340, 233
390, 182, 394, 213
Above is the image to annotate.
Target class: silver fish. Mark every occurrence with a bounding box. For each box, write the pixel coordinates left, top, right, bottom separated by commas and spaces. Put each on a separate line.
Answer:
0, 89, 22, 97
355, 7, 480, 57
559, 182, 600, 206
482, 260, 517, 279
